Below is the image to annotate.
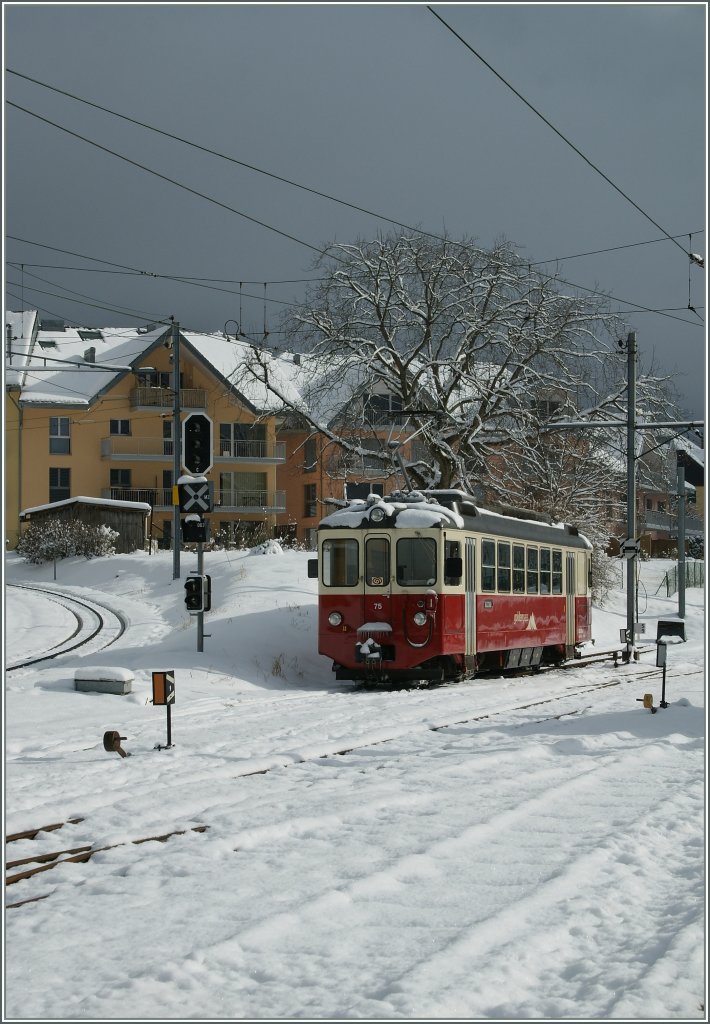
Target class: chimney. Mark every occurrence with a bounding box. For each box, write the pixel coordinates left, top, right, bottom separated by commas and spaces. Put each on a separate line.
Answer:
84, 347, 96, 363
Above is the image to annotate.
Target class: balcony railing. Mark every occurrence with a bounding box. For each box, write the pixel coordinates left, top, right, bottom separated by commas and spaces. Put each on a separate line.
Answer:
102, 437, 285, 463
102, 487, 286, 513
216, 440, 285, 462
216, 490, 286, 513
130, 387, 207, 409
102, 487, 172, 507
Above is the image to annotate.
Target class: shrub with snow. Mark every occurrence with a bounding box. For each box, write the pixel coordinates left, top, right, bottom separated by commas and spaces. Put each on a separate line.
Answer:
249, 540, 284, 556
17, 517, 119, 564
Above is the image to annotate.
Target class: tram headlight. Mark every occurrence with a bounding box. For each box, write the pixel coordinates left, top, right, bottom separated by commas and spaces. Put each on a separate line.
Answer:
328, 611, 343, 626
413, 611, 428, 626
369, 506, 386, 523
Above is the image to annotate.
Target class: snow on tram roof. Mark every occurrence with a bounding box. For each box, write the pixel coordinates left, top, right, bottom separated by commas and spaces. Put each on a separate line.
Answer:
319, 492, 464, 529
319, 490, 591, 548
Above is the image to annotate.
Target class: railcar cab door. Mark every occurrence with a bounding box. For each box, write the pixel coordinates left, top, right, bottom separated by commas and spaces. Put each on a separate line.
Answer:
565, 552, 576, 650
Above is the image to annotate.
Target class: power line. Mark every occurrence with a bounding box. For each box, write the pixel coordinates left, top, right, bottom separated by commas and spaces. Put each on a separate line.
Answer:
7, 67, 452, 246
8, 235, 703, 332
427, 6, 695, 261
530, 231, 704, 267
7, 100, 346, 264
7, 260, 299, 308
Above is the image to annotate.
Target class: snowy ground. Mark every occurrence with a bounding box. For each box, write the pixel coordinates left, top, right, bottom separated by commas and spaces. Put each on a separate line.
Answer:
3, 547, 706, 1021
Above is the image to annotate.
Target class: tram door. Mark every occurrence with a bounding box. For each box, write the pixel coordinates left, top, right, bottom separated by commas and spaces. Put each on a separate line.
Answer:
465, 537, 476, 656
565, 552, 576, 647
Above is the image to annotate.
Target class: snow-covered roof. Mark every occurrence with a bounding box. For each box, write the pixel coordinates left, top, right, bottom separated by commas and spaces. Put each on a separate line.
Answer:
5, 314, 303, 413
4, 309, 39, 388
20, 495, 152, 517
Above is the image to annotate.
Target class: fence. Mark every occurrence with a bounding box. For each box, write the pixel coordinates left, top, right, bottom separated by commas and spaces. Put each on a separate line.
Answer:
656, 562, 705, 597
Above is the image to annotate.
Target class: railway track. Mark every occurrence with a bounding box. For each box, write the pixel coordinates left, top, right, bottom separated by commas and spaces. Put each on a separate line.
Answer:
7, 658, 692, 909
6, 583, 128, 671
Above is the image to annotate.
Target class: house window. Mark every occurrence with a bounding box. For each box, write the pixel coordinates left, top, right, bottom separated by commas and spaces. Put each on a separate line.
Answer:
110, 469, 131, 490
304, 483, 317, 518
49, 467, 70, 503
110, 419, 131, 435
219, 471, 267, 507
163, 420, 173, 456
219, 422, 266, 458
139, 370, 173, 389
363, 393, 403, 425
49, 416, 70, 454
304, 438, 317, 472
346, 482, 384, 501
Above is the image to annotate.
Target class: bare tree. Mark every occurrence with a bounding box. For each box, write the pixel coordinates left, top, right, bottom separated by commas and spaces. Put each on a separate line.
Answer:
236, 232, 677, 506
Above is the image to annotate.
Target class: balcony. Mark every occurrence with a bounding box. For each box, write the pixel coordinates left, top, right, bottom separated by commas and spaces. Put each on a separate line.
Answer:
102, 437, 285, 463
102, 487, 172, 508
102, 437, 174, 460
102, 487, 286, 514
216, 490, 286, 513
216, 440, 285, 463
130, 386, 207, 410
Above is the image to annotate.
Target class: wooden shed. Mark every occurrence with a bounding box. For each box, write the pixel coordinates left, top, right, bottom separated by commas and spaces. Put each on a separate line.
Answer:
20, 496, 151, 554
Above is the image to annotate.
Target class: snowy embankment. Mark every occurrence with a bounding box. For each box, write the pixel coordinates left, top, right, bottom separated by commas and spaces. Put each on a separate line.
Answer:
3, 549, 706, 1021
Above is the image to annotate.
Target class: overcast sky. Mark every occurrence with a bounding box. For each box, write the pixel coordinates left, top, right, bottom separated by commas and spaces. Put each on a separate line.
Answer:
3, 3, 707, 419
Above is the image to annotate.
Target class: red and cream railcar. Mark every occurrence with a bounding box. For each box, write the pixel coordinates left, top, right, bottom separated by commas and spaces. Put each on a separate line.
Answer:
309, 490, 592, 684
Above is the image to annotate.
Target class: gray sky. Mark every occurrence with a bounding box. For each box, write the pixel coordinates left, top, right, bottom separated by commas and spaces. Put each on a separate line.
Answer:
3, 2, 707, 419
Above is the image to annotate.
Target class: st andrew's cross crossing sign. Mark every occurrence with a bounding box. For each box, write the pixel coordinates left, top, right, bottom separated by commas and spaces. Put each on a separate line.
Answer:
178, 480, 212, 514
182, 412, 213, 474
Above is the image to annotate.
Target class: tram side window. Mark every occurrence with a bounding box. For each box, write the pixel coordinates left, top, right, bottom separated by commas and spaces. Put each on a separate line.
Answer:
526, 547, 539, 594
497, 542, 511, 592
366, 537, 390, 587
540, 548, 551, 594
552, 550, 563, 594
481, 539, 496, 592
397, 537, 437, 586
445, 540, 461, 585
322, 538, 359, 587
513, 545, 525, 594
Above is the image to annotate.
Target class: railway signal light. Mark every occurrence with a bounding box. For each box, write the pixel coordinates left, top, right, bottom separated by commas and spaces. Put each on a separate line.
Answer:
184, 575, 205, 613
184, 574, 211, 613
182, 413, 213, 474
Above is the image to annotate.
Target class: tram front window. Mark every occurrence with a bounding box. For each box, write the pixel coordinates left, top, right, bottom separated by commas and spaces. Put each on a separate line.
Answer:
396, 537, 437, 586
366, 537, 390, 587
322, 538, 359, 587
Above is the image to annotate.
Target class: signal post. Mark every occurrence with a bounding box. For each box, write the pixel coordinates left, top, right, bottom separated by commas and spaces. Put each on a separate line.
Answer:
180, 411, 214, 652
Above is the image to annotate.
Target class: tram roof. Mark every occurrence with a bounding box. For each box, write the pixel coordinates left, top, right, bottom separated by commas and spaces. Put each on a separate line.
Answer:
319, 490, 591, 550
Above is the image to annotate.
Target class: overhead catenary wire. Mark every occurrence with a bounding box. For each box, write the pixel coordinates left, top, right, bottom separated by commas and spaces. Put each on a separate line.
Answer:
426, 5, 695, 262
8, 235, 704, 332
6, 100, 348, 265
6, 68, 454, 248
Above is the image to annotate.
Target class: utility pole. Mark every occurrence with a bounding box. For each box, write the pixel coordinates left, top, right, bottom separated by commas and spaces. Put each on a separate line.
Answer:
171, 318, 181, 581
625, 330, 637, 660
677, 455, 686, 618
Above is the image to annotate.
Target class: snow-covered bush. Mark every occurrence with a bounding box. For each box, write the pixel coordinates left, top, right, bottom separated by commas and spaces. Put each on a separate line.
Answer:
17, 518, 119, 564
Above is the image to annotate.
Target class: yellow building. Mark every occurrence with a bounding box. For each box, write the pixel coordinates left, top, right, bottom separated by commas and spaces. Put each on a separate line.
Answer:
4, 316, 291, 550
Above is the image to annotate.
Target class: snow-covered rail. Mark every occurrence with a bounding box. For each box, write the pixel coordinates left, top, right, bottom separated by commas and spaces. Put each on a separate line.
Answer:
5, 584, 128, 670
